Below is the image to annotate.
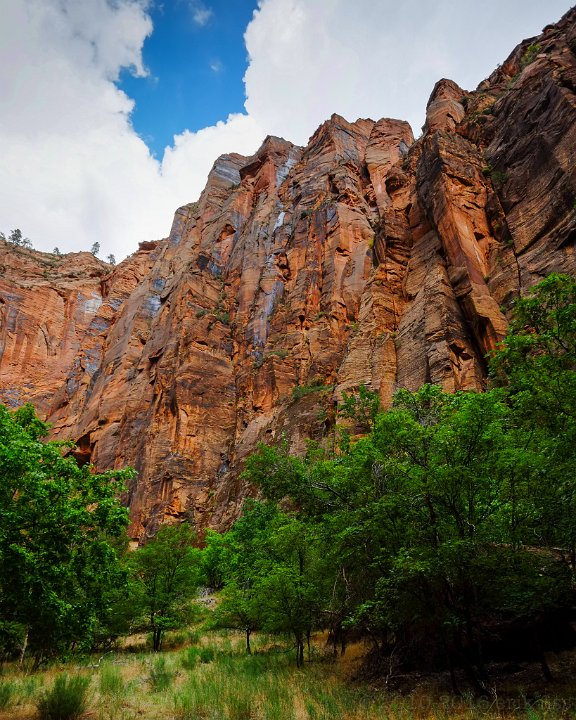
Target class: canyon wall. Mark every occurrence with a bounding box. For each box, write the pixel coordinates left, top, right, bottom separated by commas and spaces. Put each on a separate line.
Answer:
1, 8, 575, 538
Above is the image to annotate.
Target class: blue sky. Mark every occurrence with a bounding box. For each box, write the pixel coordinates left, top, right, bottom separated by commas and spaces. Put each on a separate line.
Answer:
1, 0, 573, 259
119, 1, 259, 157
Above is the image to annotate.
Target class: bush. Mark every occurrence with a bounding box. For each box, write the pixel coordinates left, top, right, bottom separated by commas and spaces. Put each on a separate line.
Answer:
291, 381, 333, 400
36, 674, 90, 720
148, 656, 174, 692
520, 42, 541, 68
199, 647, 215, 663
180, 646, 201, 670
214, 311, 230, 325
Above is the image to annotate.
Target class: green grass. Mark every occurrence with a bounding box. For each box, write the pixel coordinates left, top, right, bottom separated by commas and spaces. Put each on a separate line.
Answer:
0, 630, 575, 719
99, 663, 125, 697
0, 680, 16, 710
36, 674, 91, 720
148, 656, 175, 692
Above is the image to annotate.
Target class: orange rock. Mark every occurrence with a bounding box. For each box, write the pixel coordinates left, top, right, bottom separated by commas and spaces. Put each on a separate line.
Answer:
1, 8, 575, 537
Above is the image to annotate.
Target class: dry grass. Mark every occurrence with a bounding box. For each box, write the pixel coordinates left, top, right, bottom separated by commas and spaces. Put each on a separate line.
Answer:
0, 630, 574, 720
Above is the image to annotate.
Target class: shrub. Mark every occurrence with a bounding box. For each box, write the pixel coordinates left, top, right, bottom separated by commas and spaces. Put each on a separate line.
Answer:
491, 170, 508, 187
148, 656, 174, 692
291, 381, 333, 400
520, 42, 541, 69
199, 646, 215, 664
36, 674, 90, 720
214, 311, 230, 325
267, 349, 289, 360
180, 646, 201, 670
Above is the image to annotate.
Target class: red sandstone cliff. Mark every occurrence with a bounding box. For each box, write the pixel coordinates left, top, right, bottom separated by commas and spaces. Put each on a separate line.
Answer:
1, 9, 575, 538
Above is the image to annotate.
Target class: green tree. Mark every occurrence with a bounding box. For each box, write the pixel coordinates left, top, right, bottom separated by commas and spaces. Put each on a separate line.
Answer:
5, 229, 31, 248
211, 580, 261, 654
490, 273, 576, 431
90, 242, 100, 256
204, 502, 278, 654
0, 404, 132, 666
8, 229, 23, 245
355, 386, 569, 691
204, 501, 327, 664
490, 272, 576, 571
129, 524, 201, 651
244, 378, 574, 688
254, 515, 324, 667
339, 383, 380, 432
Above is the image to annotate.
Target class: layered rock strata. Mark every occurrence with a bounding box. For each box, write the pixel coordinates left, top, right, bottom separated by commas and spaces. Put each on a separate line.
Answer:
1, 8, 575, 537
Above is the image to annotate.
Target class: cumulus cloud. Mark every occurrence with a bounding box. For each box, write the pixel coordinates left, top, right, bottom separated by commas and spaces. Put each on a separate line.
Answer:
0, 0, 263, 259
162, 113, 265, 198
244, 0, 573, 143
0, 0, 572, 259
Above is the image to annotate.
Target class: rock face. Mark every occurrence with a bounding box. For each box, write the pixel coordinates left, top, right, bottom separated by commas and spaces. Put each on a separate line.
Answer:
1, 9, 575, 538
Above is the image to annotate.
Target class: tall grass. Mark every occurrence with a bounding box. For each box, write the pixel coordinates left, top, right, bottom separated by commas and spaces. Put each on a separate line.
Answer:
0, 629, 572, 720
0, 679, 16, 710
148, 655, 175, 692
99, 663, 125, 697
36, 674, 90, 720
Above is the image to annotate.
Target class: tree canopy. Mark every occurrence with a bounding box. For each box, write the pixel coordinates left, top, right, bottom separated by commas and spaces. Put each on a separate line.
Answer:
0, 404, 133, 665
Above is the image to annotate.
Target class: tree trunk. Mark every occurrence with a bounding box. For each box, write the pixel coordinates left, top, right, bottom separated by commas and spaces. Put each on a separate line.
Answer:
540, 650, 554, 682
19, 629, 28, 667
449, 661, 461, 697
295, 633, 304, 668
462, 656, 489, 697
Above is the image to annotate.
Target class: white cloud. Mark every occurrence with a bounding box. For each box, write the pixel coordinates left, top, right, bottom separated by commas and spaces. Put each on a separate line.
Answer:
0, 0, 572, 260
162, 113, 265, 200
191, 3, 213, 27
244, 0, 574, 143
0, 0, 263, 260
210, 59, 223, 73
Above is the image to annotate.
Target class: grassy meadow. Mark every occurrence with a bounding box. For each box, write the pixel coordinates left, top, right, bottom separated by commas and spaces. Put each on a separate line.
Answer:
1, 628, 575, 720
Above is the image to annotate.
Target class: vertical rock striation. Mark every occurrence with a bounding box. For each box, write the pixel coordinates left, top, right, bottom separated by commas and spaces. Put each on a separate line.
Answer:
1, 8, 575, 536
